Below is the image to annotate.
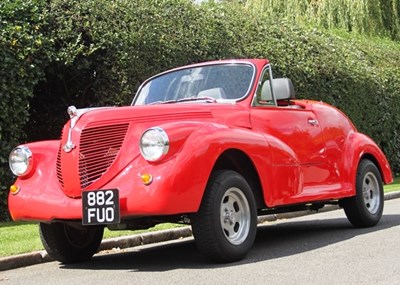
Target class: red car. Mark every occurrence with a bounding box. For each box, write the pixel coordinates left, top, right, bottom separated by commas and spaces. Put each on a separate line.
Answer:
8, 59, 392, 263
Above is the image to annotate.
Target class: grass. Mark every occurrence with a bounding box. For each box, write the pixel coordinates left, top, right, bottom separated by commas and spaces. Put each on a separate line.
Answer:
0, 222, 43, 258
1, 177, 399, 258
0, 222, 183, 258
384, 176, 400, 193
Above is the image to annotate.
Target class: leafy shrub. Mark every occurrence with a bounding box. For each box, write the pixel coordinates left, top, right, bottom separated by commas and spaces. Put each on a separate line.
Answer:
27, 0, 244, 140
0, 0, 50, 220
245, 0, 400, 40
246, 19, 400, 175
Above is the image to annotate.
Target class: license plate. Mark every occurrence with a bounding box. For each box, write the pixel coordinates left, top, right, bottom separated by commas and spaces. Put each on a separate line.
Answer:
82, 189, 120, 225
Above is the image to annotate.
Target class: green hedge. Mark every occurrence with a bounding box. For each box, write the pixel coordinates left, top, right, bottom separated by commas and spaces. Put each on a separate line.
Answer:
246, 21, 400, 167
0, 0, 399, 220
26, 0, 245, 140
0, 0, 50, 220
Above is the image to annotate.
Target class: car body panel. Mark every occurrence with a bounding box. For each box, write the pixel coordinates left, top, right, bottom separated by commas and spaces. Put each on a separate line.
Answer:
8, 58, 393, 223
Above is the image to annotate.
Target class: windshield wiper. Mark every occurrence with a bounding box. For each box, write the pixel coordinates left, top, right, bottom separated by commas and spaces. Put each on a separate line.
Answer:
176, 97, 217, 103
148, 99, 177, 105
148, 97, 217, 105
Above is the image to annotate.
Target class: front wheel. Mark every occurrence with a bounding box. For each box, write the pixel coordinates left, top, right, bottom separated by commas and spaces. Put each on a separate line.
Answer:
39, 222, 104, 263
341, 159, 384, 227
191, 170, 257, 262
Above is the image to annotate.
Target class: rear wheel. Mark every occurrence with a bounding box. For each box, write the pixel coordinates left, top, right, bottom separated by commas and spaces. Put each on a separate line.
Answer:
39, 222, 104, 263
341, 159, 384, 227
191, 170, 257, 262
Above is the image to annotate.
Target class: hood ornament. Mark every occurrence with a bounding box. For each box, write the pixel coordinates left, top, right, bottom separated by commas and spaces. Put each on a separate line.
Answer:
62, 105, 113, 153
63, 106, 78, 153
67, 106, 78, 119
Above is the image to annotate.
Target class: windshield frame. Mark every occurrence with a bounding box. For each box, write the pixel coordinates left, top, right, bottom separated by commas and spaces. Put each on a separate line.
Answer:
131, 61, 256, 106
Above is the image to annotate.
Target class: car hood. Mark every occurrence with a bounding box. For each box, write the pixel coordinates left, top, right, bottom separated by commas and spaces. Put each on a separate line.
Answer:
57, 103, 250, 197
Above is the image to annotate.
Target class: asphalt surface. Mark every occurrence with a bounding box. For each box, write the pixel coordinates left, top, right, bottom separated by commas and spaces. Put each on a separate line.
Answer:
1, 191, 399, 272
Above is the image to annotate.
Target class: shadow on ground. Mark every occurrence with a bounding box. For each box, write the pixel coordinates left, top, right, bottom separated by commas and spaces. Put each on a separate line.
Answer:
61, 213, 400, 272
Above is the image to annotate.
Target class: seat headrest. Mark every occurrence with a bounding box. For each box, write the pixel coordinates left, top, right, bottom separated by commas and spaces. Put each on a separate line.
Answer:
198, 87, 227, 99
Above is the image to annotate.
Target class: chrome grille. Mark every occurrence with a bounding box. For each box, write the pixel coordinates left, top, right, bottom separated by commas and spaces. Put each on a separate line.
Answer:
79, 123, 129, 189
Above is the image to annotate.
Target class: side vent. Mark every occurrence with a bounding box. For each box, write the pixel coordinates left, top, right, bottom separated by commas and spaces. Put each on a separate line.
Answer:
56, 144, 64, 189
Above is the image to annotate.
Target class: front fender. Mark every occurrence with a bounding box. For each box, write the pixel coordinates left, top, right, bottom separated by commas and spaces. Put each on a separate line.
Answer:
8, 140, 83, 221
105, 123, 274, 215
167, 123, 273, 212
130, 122, 303, 212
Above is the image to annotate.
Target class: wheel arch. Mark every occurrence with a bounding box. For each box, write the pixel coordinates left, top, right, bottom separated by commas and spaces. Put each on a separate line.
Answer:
211, 149, 265, 209
357, 150, 393, 185
343, 132, 393, 190
360, 153, 384, 180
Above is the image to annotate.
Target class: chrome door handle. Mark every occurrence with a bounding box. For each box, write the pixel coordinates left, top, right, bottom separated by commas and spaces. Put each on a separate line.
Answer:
308, 119, 319, 126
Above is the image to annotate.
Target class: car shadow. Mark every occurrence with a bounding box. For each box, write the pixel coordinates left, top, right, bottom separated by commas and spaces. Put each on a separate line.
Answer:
60, 213, 400, 272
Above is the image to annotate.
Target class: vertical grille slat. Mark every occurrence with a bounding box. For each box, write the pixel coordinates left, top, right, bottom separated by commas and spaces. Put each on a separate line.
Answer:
79, 123, 129, 189
56, 123, 129, 191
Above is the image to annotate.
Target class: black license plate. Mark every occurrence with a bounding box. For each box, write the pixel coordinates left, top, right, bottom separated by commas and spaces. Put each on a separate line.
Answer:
82, 189, 120, 225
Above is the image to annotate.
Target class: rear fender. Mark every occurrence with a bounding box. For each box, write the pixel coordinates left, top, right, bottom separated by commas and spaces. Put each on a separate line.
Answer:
342, 132, 393, 196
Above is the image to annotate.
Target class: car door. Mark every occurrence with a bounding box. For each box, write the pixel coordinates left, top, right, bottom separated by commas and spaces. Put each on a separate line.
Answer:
252, 106, 332, 198
250, 68, 339, 205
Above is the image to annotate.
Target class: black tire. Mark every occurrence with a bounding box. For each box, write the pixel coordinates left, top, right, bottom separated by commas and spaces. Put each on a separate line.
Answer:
341, 159, 384, 227
39, 222, 104, 263
191, 170, 257, 262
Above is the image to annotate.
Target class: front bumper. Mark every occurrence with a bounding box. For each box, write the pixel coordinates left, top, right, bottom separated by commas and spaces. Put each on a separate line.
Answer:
9, 152, 206, 223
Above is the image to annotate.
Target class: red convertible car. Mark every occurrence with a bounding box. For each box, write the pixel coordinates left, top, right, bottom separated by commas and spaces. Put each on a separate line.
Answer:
8, 59, 392, 263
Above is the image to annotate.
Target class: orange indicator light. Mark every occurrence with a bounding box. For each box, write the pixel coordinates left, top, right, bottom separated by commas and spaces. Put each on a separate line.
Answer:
141, 174, 153, 185
10, 185, 20, 195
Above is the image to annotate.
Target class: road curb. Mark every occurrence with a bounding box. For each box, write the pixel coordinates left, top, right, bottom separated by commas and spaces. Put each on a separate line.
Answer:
1, 190, 399, 271
0, 226, 193, 272
98, 226, 193, 252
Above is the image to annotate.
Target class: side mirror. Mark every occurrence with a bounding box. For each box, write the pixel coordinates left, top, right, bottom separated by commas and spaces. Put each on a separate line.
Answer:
261, 78, 295, 101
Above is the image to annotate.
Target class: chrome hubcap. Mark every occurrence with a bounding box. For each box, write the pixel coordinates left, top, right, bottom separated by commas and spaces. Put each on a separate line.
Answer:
362, 172, 380, 214
220, 187, 251, 245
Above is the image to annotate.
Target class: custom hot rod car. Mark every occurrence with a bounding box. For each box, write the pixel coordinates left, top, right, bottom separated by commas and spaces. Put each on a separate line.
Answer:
8, 59, 393, 263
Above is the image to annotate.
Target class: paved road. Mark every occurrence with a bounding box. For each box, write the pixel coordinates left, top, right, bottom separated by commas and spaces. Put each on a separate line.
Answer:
1, 199, 399, 285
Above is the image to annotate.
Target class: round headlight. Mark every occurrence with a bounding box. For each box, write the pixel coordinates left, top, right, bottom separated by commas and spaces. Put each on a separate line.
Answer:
9, 146, 33, 176
140, 127, 169, 162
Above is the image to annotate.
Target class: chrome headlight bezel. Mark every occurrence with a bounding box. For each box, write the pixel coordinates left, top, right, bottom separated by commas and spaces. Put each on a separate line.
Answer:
9, 146, 33, 176
140, 127, 169, 162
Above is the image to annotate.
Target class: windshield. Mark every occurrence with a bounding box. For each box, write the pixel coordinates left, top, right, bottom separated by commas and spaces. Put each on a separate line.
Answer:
132, 63, 255, 105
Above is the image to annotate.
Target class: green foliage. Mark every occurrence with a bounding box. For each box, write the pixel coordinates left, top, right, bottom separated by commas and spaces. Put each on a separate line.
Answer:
247, 21, 400, 169
0, 0, 50, 221
27, 0, 248, 140
245, 0, 400, 41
